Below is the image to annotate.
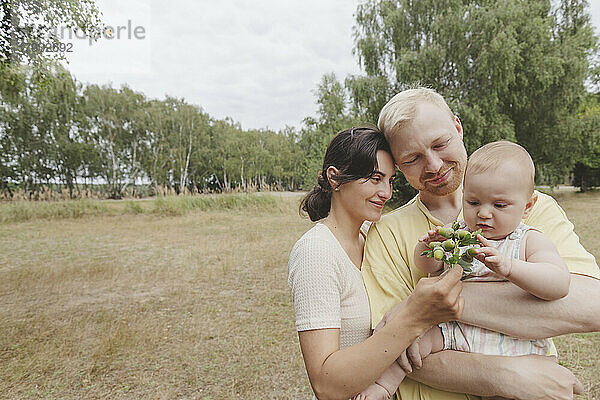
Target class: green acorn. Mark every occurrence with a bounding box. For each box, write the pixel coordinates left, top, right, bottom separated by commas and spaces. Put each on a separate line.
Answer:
467, 247, 478, 257
429, 241, 442, 249
438, 227, 454, 238
456, 229, 471, 240
433, 248, 445, 260
441, 239, 456, 251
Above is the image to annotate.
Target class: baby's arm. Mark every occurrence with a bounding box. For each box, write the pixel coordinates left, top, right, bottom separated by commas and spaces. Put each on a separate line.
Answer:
474, 232, 570, 300
354, 327, 444, 400
414, 229, 446, 275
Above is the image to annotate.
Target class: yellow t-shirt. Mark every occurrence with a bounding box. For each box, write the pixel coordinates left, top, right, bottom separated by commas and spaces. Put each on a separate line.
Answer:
362, 191, 599, 400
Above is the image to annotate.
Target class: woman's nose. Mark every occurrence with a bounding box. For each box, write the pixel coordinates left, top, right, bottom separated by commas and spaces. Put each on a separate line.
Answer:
378, 182, 392, 201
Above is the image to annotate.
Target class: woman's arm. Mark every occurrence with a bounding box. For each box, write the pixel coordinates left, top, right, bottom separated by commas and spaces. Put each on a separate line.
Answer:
299, 267, 464, 400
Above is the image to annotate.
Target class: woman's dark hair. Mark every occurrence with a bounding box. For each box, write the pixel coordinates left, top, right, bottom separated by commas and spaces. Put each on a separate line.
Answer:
300, 126, 393, 221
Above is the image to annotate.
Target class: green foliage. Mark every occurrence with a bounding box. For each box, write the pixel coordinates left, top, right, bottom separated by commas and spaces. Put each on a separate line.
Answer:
0, 64, 305, 198
1, 0, 102, 71
573, 92, 600, 190
0, 199, 109, 223
298, 73, 373, 189
0, 194, 286, 222
420, 222, 482, 275
151, 194, 282, 215
352, 0, 599, 184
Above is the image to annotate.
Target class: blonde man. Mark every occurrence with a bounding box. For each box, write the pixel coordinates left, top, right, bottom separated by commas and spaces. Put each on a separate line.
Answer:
362, 88, 600, 400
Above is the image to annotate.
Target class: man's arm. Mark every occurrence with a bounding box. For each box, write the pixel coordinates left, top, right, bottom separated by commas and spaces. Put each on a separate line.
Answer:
409, 350, 583, 399
459, 192, 600, 338
459, 275, 600, 338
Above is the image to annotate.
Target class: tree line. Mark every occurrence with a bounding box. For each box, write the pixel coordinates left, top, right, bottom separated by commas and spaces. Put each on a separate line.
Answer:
0, 64, 313, 198
1, 0, 599, 201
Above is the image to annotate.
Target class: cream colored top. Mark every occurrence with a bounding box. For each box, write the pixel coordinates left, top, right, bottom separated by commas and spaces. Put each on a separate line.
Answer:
288, 222, 371, 350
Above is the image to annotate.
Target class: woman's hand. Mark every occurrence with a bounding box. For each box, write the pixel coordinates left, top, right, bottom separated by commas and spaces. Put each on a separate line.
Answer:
406, 266, 464, 329
376, 266, 464, 334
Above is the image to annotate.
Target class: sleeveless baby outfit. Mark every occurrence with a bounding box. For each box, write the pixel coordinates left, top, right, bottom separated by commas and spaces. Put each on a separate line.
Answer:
439, 222, 552, 356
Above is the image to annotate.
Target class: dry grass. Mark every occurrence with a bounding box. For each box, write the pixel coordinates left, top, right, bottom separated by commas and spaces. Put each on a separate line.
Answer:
0, 192, 599, 399
546, 190, 600, 400
1, 196, 314, 399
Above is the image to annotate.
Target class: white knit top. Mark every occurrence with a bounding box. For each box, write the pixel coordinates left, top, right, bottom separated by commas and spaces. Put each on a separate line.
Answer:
288, 223, 371, 349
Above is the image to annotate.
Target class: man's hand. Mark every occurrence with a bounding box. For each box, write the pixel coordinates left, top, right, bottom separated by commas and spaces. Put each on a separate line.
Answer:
495, 354, 584, 399
474, 235, 512, 277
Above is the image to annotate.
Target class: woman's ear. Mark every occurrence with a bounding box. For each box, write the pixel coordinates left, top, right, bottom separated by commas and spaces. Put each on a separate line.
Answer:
326, 166, 341, 191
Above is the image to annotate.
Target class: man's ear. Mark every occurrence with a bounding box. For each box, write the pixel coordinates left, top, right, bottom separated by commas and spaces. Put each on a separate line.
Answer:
522, 192, 538, 219
454, 115, 464, 138
326, 166, 341, 190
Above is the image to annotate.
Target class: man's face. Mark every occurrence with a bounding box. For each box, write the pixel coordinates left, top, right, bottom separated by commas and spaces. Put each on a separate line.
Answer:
389, 102, 467, 197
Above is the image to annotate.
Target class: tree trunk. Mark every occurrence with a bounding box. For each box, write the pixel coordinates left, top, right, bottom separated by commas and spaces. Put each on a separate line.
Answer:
240, 157, 245, 190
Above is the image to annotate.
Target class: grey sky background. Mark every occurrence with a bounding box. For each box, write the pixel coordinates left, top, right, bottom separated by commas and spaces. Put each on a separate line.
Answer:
62, 0, 600, 132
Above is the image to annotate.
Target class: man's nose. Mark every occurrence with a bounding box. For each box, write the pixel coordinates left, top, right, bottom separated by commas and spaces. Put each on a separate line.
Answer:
424, 152, 443, 173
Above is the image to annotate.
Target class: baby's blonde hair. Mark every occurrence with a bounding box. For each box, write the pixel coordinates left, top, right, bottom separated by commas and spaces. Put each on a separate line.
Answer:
377, 87, 455, 142
467, 140, 535, 195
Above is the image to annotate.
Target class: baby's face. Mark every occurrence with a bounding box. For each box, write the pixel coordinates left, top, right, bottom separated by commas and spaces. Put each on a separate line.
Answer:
462, 167, 532, 240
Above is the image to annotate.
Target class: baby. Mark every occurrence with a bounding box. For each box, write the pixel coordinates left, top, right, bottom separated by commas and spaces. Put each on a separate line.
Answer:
355, 140, 570, 400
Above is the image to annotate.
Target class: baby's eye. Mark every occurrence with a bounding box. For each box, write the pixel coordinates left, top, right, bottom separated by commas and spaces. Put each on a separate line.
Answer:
494, 203, 507, 209
466, 200, 479, 206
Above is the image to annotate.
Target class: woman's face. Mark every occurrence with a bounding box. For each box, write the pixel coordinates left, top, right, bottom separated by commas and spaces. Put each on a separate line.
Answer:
333, 150, 396, 222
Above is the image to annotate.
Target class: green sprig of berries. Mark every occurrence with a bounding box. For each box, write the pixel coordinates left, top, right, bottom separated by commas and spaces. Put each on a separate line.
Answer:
420, 221, 482, 274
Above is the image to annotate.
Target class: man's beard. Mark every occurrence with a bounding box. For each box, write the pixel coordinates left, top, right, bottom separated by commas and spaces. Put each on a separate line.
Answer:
420, 161, 465, 197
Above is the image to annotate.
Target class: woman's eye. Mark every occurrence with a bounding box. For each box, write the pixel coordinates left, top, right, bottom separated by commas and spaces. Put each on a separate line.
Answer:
372, 177, 381, 183
402, 157, 417, 165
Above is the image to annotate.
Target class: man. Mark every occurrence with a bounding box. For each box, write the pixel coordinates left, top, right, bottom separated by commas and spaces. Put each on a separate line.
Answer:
362, 88, 600, 400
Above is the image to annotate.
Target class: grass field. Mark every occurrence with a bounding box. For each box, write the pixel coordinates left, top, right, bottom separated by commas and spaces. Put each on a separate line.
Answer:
0, 192, 599, 399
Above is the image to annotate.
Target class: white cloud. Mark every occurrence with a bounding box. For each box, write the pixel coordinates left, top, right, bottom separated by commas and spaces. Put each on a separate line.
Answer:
62, 0, 600, 131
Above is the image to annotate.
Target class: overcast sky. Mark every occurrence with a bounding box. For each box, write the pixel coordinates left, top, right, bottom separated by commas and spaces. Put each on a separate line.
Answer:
62, 0, 600, 132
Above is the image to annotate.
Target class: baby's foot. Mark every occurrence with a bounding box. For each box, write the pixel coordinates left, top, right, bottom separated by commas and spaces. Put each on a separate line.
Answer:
352, 382, 391, 400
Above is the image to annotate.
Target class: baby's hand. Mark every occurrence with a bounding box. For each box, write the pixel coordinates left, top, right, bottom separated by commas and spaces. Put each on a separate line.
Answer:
474, 235, 512, 277
417, 227, 447, 246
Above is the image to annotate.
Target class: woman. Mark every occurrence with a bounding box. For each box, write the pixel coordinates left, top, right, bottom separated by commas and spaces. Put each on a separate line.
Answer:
288, 127, 464, 400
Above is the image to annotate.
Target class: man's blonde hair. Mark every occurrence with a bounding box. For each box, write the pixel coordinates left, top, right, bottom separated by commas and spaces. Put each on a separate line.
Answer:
467, 140, 535, 195
377, 87, 455, 142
